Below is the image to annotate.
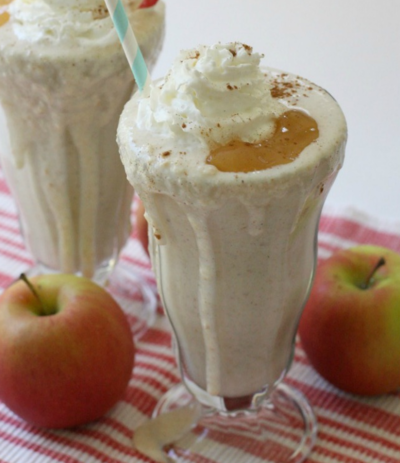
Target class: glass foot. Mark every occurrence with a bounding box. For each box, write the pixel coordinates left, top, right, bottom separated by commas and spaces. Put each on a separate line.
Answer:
23, 261, 157, 342
152, 382, 317, 463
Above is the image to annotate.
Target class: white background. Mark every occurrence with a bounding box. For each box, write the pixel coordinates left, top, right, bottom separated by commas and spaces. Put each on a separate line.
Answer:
152, 0, 400, 222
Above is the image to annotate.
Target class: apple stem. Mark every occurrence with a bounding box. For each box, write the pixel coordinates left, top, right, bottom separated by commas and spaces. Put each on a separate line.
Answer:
363, 257, 386, 289
19, 273, 47, 316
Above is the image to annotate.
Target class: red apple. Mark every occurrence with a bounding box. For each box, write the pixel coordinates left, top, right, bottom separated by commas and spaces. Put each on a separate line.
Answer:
299, 245, 400, 396
139, 0, 159, 8
0, 274, 134, 428
136, 197, 149, 254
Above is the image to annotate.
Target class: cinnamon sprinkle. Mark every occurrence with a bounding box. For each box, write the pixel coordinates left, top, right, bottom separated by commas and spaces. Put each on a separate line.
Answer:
242, 44, 253, 54
92, 5, 108, 19
189, 51, 200, 60
270, 74, 303, 99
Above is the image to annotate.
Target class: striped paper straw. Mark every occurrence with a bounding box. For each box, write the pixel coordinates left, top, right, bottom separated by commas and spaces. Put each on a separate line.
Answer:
104, 0, 151, 93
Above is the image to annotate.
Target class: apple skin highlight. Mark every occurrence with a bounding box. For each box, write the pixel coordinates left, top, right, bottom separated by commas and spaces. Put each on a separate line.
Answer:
0, 274, 134, 429
299, 245, 400, 396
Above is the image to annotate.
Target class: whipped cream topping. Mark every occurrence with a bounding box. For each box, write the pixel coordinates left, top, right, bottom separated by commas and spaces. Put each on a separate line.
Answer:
8, 0, 140, 44
137, 42, 284, 150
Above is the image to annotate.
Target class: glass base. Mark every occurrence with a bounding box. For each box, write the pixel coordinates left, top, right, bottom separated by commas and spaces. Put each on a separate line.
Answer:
152, 382, 317, 463
23, 260, 157, 341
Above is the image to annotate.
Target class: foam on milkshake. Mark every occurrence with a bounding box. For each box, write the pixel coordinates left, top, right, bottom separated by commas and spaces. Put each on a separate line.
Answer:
119, 43, 347, 397
9, 0, 112, 44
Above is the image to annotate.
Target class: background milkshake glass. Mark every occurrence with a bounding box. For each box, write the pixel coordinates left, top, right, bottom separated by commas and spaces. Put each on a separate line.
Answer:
0, 0, 164, 284
118, 43, 347, 461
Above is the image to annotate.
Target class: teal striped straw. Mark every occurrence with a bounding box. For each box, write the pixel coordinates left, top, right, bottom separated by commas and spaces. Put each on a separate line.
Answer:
104, 0, 151, 93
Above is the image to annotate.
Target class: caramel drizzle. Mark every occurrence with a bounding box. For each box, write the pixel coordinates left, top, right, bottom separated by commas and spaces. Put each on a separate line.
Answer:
0, 0, 13, 27
206, 110, 319, 173
0, 12, 9, 26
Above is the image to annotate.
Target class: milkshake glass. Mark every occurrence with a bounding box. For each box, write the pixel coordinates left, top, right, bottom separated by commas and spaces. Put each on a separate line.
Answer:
118, 43, 347, 462
0, 0, 164, 285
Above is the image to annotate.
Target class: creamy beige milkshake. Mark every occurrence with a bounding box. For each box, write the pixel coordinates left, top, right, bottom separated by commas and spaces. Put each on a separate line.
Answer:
118, 43, 347, 400
0, 0, 165, 280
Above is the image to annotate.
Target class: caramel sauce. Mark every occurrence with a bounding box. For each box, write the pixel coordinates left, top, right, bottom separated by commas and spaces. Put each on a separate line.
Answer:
0, 0, 12, 27
0, 12, 9, 26
206, 110, 319, 173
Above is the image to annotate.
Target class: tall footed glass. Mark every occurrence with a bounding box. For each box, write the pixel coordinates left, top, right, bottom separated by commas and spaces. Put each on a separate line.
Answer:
0, 0, 165, 337
118, 44, 347, 462
147, 172, 336, 462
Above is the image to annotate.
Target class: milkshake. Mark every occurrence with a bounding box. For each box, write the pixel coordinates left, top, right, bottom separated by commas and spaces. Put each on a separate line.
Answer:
0, 0, 165, 280
119, 42, 347, 461
119, 43, 347, 401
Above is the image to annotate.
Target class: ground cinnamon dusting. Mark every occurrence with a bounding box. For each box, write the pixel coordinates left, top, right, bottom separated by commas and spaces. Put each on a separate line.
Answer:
92, 5, 108, 19
242, 44, 253, 54
270, 73, 313, 99
270, 79, 297, 99
189, 51, 200, 60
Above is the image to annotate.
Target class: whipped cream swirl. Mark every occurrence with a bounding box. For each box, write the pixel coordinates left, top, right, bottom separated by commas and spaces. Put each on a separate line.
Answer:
9, 0, 135, 44
137, 43, 284, 149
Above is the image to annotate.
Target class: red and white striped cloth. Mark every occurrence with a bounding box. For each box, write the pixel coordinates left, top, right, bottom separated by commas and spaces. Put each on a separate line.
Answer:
1, 166, 400, 463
